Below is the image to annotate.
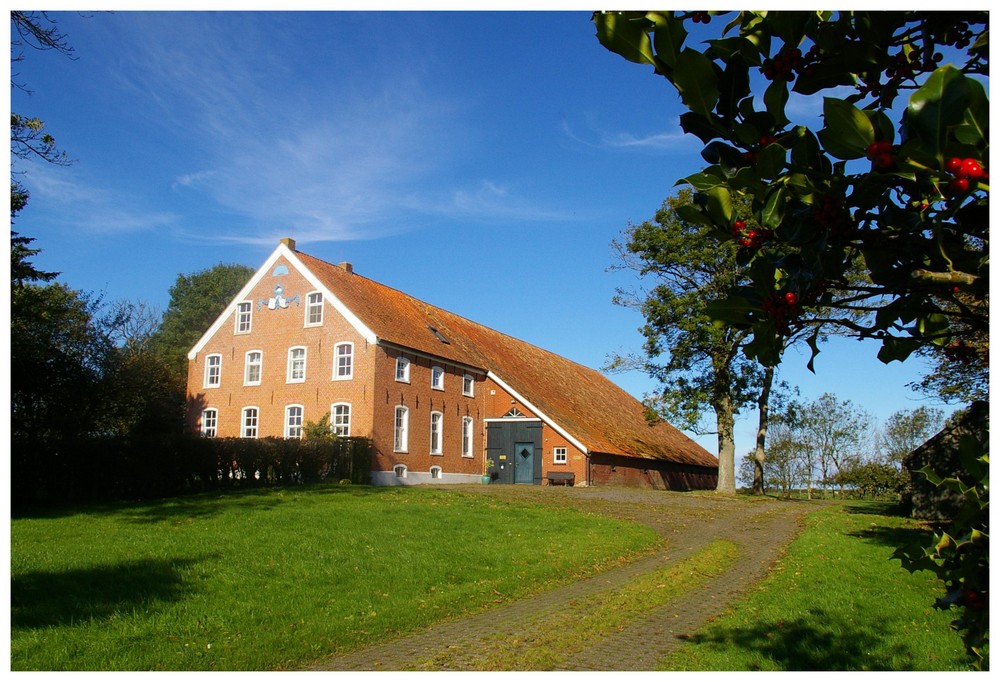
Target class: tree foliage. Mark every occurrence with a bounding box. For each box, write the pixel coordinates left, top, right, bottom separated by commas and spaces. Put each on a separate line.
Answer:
594, 10, 987, 369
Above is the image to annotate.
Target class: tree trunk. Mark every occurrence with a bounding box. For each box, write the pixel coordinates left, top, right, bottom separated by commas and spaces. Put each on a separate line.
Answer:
752, 365, 775, 495
715, 392, 737, 494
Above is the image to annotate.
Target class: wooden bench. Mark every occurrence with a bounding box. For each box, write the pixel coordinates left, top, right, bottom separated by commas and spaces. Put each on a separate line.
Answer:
546, 471, 575, 486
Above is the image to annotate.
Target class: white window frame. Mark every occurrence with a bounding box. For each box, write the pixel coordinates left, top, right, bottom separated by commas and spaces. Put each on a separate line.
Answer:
462, 416, 474, 457
332, 402, 351, 437
430, 411, 443, 455
429, 466, 443, 480
394, 464, 408, 479
394, 405, 409, 453
241, 407, 259, 438
333, 342, 354, 381
395, 355, 410, 383
204, 354, 222, 388
201, 408, 218, 438
554, 446, 568, 464
431, 365, 445, 391
235, 301, 253, 334
244, 350, 263, 386
287, 346, 307, 383
462, 373, 475, 397
305, 291, 324, 327
285, 404, 304, 439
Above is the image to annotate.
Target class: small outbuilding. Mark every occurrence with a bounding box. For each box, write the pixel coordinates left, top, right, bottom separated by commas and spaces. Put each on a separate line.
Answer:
902, 401, 988, 521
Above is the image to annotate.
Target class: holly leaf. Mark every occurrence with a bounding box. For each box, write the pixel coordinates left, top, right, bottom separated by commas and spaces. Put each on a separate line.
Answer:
673, 48, 721, 117
818, 97, 873, 160
594, 12, 656, 67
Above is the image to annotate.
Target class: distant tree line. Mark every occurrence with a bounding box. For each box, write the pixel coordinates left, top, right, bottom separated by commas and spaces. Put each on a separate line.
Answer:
737, 396, 945, 501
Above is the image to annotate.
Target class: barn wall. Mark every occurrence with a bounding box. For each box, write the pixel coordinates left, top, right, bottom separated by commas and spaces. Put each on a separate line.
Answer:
589, 452, 717, 491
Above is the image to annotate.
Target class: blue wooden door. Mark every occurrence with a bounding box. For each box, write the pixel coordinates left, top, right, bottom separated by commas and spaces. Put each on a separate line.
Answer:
514, 442, 535, 484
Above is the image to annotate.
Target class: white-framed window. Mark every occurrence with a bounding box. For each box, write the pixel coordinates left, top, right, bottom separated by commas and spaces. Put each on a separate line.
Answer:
204, 354, 222, 388
431, 365, 445, 391
394, 406, 409, 452
287, 346, 307, 383
462, 416, 474, 457
333, 342, 353, 380
235, 301, 252, 334
394, 464, 408, 479
332, 402, 351, 437
244, 350, 263, 386
554, 447, 568, 464
285, 405, 304, 439
242, 407, 259, 438
430, 466, 442, 480
305, 291, 323, 326
430, 411, 443, 455
395, 355, 410, 383
201, 408, 218, 438
462, 373, 475, 397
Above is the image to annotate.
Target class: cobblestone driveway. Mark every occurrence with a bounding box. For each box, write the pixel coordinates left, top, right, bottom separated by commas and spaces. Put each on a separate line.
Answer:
309, 486, 816, 671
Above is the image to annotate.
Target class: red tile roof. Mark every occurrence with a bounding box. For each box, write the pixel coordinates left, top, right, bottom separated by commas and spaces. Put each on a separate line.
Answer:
296, 251, 718, 468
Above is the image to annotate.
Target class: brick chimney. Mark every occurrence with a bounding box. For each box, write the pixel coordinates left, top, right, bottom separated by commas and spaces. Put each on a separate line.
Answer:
279, 237, 296, 251
337, 261, 353, 274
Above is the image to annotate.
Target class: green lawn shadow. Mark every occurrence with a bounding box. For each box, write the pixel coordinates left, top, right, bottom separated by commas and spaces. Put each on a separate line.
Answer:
12, 556, 208, 629
677, 606, 922, 671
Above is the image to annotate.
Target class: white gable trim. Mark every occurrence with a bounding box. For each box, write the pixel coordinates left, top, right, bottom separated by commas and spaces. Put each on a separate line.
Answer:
282, 249, 378, 345
187, 243, 377, 360
486, 371, 589, 455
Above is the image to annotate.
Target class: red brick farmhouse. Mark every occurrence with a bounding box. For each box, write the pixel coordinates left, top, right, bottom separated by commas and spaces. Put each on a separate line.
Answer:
186, 239, 718, 489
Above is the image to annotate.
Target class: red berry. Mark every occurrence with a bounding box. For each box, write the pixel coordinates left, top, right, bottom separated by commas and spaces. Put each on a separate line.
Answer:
875, 152, 894, 168
949, 177, 970, 195
784, 292, 798, 305
960, 158, 984, 180
945, 157, 963, 174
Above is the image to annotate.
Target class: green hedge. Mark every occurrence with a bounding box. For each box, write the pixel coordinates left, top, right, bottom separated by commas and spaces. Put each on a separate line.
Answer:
11, 435, 371, 510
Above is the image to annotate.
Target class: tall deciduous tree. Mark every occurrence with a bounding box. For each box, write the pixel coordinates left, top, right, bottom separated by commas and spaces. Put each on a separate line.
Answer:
152, 264, 256, 381
881, 406, 945, 463
609, 190, 765, 494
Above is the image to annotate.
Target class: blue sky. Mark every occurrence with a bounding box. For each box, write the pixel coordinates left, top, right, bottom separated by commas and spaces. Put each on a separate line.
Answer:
10, 9, 960, 460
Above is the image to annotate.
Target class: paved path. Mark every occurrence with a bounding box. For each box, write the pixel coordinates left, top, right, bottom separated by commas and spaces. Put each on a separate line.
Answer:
309, 486, 816, 671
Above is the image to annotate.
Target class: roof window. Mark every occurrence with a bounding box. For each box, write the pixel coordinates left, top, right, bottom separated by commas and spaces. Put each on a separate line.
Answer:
427, 325, 450, 344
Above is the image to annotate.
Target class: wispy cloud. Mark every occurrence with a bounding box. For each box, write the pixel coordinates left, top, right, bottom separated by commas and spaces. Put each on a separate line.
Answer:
562, 119, 700, 154
25, 163, 178, 235
97, 13, 470, 245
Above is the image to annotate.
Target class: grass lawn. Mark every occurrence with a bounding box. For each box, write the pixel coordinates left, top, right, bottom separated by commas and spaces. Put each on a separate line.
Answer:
657, 500, 973, 671
11, 484, 660, 670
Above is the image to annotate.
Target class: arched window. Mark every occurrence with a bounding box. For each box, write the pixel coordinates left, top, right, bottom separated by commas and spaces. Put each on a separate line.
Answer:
333, 342, 353, 380
394, 464, 407, 479
394, 406, 409, 452
204, 354, 222, 388
244, 350, 263, 386
242, 407, 259, 438
429, 466, 443, 480
395, 355, 410, 383
332, 402, 351, 437
285, 405, 304, 439
462, 416, 474, 457
201, 409, 218, 438
430, 411, 443, 455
